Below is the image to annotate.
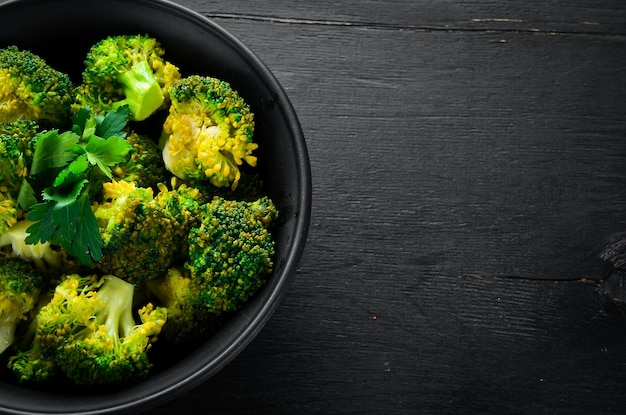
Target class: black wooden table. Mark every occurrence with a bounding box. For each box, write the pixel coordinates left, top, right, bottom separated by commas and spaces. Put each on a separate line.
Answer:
153, 1, 626, 413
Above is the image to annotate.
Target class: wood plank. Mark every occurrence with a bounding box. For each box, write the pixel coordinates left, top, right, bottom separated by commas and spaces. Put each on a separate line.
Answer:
181, 0, 626, 35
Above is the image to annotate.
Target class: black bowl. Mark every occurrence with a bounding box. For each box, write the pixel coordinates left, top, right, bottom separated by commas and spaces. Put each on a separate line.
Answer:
0, 0, 311, 413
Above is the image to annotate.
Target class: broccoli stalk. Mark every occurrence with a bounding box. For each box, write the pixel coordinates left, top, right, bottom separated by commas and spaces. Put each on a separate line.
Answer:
0, 220, 64, 273
112, 60, 165, 121
91, 273, 136, 340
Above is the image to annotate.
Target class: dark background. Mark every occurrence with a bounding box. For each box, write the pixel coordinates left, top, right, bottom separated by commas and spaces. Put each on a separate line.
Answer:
150, 1, 626, 413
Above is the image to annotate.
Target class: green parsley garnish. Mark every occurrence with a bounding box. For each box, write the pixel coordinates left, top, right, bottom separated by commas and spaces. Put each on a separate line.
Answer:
21, 106, 133, 266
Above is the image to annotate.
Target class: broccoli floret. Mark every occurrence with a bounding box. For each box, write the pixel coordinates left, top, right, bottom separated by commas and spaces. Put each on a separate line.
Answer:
0, 220, 65, 274
74, 34, 181, 121
0, 195, 18, 238
7, 284, 57, 383
160, 75, 258, 190
93, 181, 201, 285
111, 130, 169, 189
0, 258, 46, 355
0, 46, 74, 125
0, 129, 27, 196
191, 172, 266, 204
0, 120, 44, 234
0, 119, 42, 167
7, 316, 57, 383
24, 273, 166, 386
185, 196, 278, 314
146, 267, 219, 345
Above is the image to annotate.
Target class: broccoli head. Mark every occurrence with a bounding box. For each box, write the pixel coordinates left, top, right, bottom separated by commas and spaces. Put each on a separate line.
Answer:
161, 75, 258, 190
0, 46, 74, 125
93, 181, 201, 285
9, 274, 100, 384
0, 119, 42, 169
0, 120, 43, 234
111, 130, 169, 189
190, 172, 266, 205
74, 34, 181, 121
185, 196, 278, 314
0, 195, 18, 238
7, 316, 57, 383
146, 267, 222, 346
30, 273, 166, 386
0, 258, 45, 355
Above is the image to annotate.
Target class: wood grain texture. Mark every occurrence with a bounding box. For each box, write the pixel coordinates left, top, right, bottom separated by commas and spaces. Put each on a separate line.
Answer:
147, 1, 626, 414
181, 0, 626, 35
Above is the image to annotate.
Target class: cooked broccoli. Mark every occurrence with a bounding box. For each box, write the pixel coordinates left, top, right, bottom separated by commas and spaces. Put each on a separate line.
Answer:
0, 38, 278, 388
0, 46, 74, 125
0, 119, 42, 168
93, 181, 201, 285
0, 129, 27, 198
0, 258, 46, 355
7, 315, 57, 383
20, 273, 166, 386
111, 130, 169, 189
74, 34, 181, 121
185, 196, 277, 314
160, 75, 258, 190
0, 195, 18, 237
146, 267, 218, 345
0, 220, 65, 274
191, 172, 266, 204
0, 120, 43, 234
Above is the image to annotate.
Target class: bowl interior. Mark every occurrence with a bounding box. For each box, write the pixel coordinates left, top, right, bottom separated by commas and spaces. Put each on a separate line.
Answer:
0, 0, 311, 413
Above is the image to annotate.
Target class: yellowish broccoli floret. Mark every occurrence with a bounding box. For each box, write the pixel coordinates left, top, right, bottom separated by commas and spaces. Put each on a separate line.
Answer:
93, 180, 201, 285
10, 273, 166, 386
0, 119, 43, 235
0, 195, 18, 237
0, 46, 74, 125
160, 75, 258, 190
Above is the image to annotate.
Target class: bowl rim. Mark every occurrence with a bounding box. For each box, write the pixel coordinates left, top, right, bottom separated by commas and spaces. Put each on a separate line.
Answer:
0, 0, 312, 413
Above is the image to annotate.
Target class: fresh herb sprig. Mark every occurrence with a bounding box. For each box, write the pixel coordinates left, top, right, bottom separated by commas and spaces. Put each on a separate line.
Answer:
20, 106, 133, 266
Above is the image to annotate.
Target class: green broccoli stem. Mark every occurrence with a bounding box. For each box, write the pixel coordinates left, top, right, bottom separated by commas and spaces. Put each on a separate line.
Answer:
96, 275, 136, 341
0, 319, 17, 355
113, 61, 164, 121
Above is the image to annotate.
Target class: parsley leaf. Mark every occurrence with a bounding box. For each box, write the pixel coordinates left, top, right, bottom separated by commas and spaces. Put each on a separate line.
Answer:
24, 106, 132, 266
84, 135, 132, 179
26, 192, 102, 266
16, 179, 37, 211
53, 154, 90, 189
97, 105, 130, 139
29, 131, 80, 176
